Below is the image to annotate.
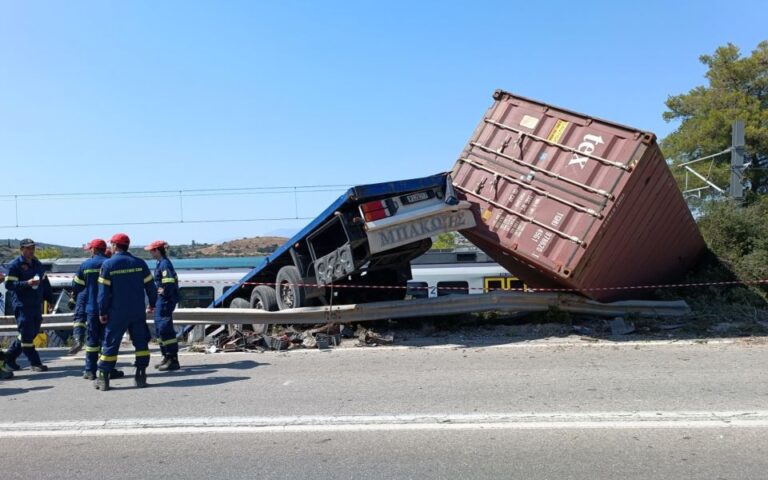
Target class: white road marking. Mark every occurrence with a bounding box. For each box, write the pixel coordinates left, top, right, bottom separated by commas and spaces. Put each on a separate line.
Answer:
1, 411, 766, 437
52, 338, 755, 361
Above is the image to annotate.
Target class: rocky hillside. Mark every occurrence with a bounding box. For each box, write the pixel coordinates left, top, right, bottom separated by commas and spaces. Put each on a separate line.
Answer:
171, 236, 287, 258
0, 239, 84, 262
0, 236, 289, 262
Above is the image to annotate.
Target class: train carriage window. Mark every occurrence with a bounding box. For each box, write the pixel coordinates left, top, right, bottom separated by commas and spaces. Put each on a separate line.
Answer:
179, 286, 215, 308
406, 281, 428, 299
456, 253, 477, 263
437, 281, 469, 296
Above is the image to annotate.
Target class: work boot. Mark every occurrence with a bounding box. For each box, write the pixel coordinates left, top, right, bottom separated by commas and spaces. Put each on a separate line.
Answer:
94, 371, 110, 391
154, 355, 170, 370
157, 355, 180, 372
5, 359, 21, 371
109, 369, 125, 379
0, 368, 12, 380
83, 371, 96, 380
67, 338, 84, 355
30, 364, 49, 372
134, 367, 147, 388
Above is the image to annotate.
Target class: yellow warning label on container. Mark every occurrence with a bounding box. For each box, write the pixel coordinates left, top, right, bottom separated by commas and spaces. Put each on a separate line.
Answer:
547, 119, 569, 143
481, 209, 492, 222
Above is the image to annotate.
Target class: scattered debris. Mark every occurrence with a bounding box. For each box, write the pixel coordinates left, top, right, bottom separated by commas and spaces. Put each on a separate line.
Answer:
609, 317, 636, 335
572, 325, 593, 335
658, 323, 686, 331
356, 325, 394, 346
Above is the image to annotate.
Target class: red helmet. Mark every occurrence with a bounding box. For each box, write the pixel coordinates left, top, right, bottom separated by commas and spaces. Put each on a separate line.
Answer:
144, 240, 168, 251
110, 233, 130, 246
83, 238, 107, 251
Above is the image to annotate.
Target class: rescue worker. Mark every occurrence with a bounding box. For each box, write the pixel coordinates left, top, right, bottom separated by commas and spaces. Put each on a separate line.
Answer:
0, 271, 12, 380
0, 351, 11, 380
72, 238, 124, 380
95, 233, 157, 391
67, 285, 86, 355
3, 239, 53, 372
145, 240, 180, 371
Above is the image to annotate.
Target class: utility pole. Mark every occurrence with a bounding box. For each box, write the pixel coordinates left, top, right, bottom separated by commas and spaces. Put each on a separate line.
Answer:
730, 120, 746, 200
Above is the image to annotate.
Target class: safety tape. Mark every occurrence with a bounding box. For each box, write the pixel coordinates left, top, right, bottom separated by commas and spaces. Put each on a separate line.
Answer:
238, 279, 768, 293
43, 274, 768, 293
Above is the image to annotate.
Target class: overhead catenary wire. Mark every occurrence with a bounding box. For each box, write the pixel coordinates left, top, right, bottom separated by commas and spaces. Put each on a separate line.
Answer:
0, 216, 319, 229
0, 184, 350, 201
0, 183, 350, 229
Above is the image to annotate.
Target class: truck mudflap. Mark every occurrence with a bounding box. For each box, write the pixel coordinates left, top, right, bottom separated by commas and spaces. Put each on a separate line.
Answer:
365, 200, 476, 254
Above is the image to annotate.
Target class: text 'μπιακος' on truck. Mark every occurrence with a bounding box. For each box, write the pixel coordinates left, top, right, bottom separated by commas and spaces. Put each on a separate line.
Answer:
213, 173, 475, 311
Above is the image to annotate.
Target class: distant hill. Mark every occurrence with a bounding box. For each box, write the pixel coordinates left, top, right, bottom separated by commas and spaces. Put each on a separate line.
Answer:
0, 239, 85, 263
170, 236, 287, 258
0, 236, 289, 262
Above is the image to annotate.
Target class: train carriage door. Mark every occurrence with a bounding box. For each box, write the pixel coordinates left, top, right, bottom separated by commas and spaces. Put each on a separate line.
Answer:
484, 277, 505, 293
506, 277, 526, 292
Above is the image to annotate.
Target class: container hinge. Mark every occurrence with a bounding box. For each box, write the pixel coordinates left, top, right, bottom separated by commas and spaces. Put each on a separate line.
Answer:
515, 133, 526, 159
475, 177, 487, 194
499, 135, 511, 154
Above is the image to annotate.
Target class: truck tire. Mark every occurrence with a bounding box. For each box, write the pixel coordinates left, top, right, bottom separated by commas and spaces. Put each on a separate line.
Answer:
250, 285, 278, 311
229, 297, 250, 308
276, 266, 306, 310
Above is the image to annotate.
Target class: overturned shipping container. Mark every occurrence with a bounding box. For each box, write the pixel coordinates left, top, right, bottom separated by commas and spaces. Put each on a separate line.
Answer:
451, 90, 705, 301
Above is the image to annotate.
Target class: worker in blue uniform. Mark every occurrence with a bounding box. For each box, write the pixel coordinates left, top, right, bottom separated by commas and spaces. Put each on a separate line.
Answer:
95, 233, 157, 391
3, 238, 54, 372
145, 240, 181, 371
72, 238, 124, 380
67, 287, 86, 355
0, 271, 12, 380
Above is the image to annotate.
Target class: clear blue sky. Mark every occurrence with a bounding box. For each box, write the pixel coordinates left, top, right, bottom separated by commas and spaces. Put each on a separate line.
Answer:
1, 0, 765, 248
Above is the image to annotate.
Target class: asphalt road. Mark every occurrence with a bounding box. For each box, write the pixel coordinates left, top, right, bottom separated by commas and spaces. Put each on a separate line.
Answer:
1, 337, 767, 479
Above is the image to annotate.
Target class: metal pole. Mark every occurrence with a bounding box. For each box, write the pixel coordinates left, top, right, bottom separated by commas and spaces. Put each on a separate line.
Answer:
730, 120, 745, 200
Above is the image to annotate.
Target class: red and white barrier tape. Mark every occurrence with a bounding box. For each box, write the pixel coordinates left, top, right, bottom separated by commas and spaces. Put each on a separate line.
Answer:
44, 274, 768, 293
238, 279, 768, 293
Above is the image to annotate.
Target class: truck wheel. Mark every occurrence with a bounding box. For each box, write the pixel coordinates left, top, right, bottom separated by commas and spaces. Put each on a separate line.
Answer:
229, 297, 249, 308
276, 266, 306, 310
250, 285, 278, 311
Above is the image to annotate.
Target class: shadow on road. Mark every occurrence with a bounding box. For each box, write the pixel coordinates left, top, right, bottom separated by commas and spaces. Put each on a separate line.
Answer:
150, 376, 250, 388
0, 385, 54, 396
14, 365, 84, 381
182, 360, 263, 370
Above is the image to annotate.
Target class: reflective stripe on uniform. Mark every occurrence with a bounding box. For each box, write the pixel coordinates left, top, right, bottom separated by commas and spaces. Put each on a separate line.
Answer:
161, 278, 177, 284
98, 277, 111, 285
161, 338, 178, 346
110, 268, 143, 275
72, 322, 86, 328
143, 274, 153, 284
74, 276, 86, 285
135, 350, 150, 357
83, 269, 100, 275
5, 276, 18, 281
85, 346, 101, 353
99, 354, 118, 362
20, 343, 35, 347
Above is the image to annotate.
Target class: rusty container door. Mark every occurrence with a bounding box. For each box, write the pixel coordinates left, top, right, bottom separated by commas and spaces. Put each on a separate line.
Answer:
451, 90, 705, 301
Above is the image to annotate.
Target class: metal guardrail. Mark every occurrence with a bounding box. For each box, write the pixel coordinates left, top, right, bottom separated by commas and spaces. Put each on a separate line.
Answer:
0, 292, 690, 332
